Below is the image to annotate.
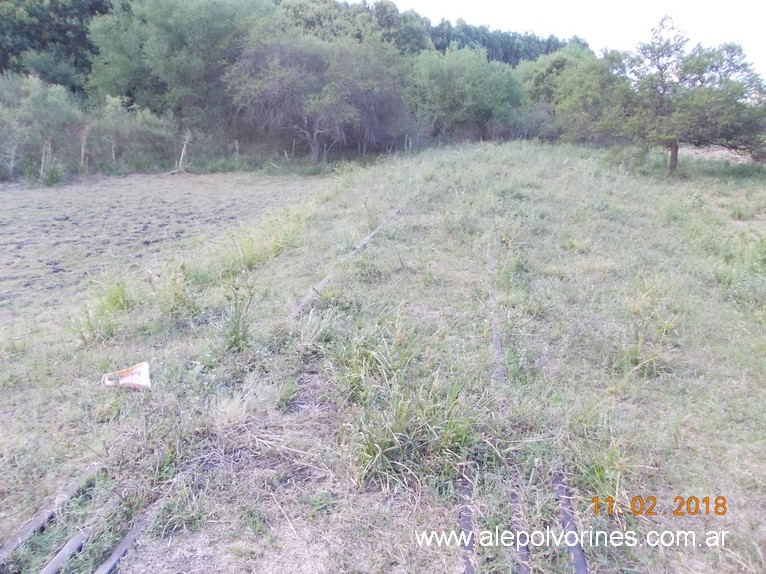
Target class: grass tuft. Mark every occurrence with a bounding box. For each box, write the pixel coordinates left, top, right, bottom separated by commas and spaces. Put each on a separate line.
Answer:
224, 209, 306, 274
357, 372, 479, 490
100, 280, 134, 313
69, 307, 117, 345
219, 285, 255, 352
153, 481, 210, 537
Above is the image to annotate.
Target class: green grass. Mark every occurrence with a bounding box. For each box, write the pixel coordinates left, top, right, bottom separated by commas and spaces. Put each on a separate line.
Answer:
3, 490, 94, 573
100, 280, 134, 312
2, 141, 765, 573
152, 481, 210, 537
307, 490, 338, 516
276, 379, 300, 412
223, 207, 307, 274
68, 306, 117, 345
219, 285, 255, 352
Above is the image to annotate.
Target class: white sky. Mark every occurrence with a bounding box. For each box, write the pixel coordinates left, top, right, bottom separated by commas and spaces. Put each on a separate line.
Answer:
386, 0, 766, 78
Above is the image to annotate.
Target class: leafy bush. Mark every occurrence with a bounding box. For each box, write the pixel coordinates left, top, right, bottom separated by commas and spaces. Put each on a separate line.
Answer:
0, 76, 178, 181
412, 47, 523, 140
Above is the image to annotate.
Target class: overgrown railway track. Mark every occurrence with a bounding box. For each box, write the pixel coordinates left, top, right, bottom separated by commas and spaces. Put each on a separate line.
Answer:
3, 202, 592, 574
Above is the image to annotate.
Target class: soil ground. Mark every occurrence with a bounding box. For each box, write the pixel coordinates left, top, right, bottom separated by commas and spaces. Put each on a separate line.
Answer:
0, 173, 321, 333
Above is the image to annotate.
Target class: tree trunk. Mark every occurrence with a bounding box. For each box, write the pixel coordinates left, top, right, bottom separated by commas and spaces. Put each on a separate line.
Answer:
80, 124, 91, 174
40, 138, 52, 179
177, 129, 192, 173
668, 141, 679, 175
310, 140, 322, 163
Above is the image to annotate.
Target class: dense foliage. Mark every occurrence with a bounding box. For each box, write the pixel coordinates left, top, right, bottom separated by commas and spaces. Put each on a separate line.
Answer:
622, 18, 766, 170
515, 18, 766, 170
0, 1, 764, 181
0, 0, 112, 91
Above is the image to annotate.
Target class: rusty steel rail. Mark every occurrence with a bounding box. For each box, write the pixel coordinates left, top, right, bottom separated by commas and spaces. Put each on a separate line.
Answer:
289, 206, 401, 321
552, 470, 590, 574
38, 493, 122, 574
459, 470, 477, 574
0, 463, 100, 565
93, 500, 161, 574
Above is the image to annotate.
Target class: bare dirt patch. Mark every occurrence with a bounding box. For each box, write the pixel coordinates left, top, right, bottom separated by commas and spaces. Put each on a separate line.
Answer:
0, 173, 323, 331
679, 144, 753, 164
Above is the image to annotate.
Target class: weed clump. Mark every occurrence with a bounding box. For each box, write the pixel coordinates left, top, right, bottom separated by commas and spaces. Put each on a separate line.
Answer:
69, 307, 117, 345
219, 285, 256, 353
224, 209, 306, 274
357, 372, 479, 490
153, 481, 209, 537
329, 318, 482, 490
101, 280, 134, 313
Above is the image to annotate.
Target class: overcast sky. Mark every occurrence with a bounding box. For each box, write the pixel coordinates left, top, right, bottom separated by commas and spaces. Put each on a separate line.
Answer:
385, 0, 766, 77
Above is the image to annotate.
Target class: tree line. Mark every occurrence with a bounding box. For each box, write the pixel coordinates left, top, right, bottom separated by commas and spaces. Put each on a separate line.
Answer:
1, 1, 764, 182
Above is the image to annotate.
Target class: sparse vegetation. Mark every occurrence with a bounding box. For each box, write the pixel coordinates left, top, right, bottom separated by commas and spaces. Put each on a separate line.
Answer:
3, 141, 764, 572
2, 1, 766, 572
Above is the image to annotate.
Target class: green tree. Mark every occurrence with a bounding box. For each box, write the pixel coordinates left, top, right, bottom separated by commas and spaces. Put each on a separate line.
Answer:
88, 0, 272, 130
551, 50, 632, 142
429, 19, 454, 53
87, 95, 176, 172
0, 74, 26, 179
428, 18, 569, 68
515, 45, 594, 104
624, 17, 766, 172
227, 25, 410, 161
4, 75, 82, 180
278, 0, 363, 41
0, 73, 177, 180
0, 0, 112, 91
412, 47, 523, 139
278, 0, 432, 54
371, 1, 432, 54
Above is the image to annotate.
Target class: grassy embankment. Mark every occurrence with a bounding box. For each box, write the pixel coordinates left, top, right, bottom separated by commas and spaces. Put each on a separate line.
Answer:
1, 142, 764, 573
